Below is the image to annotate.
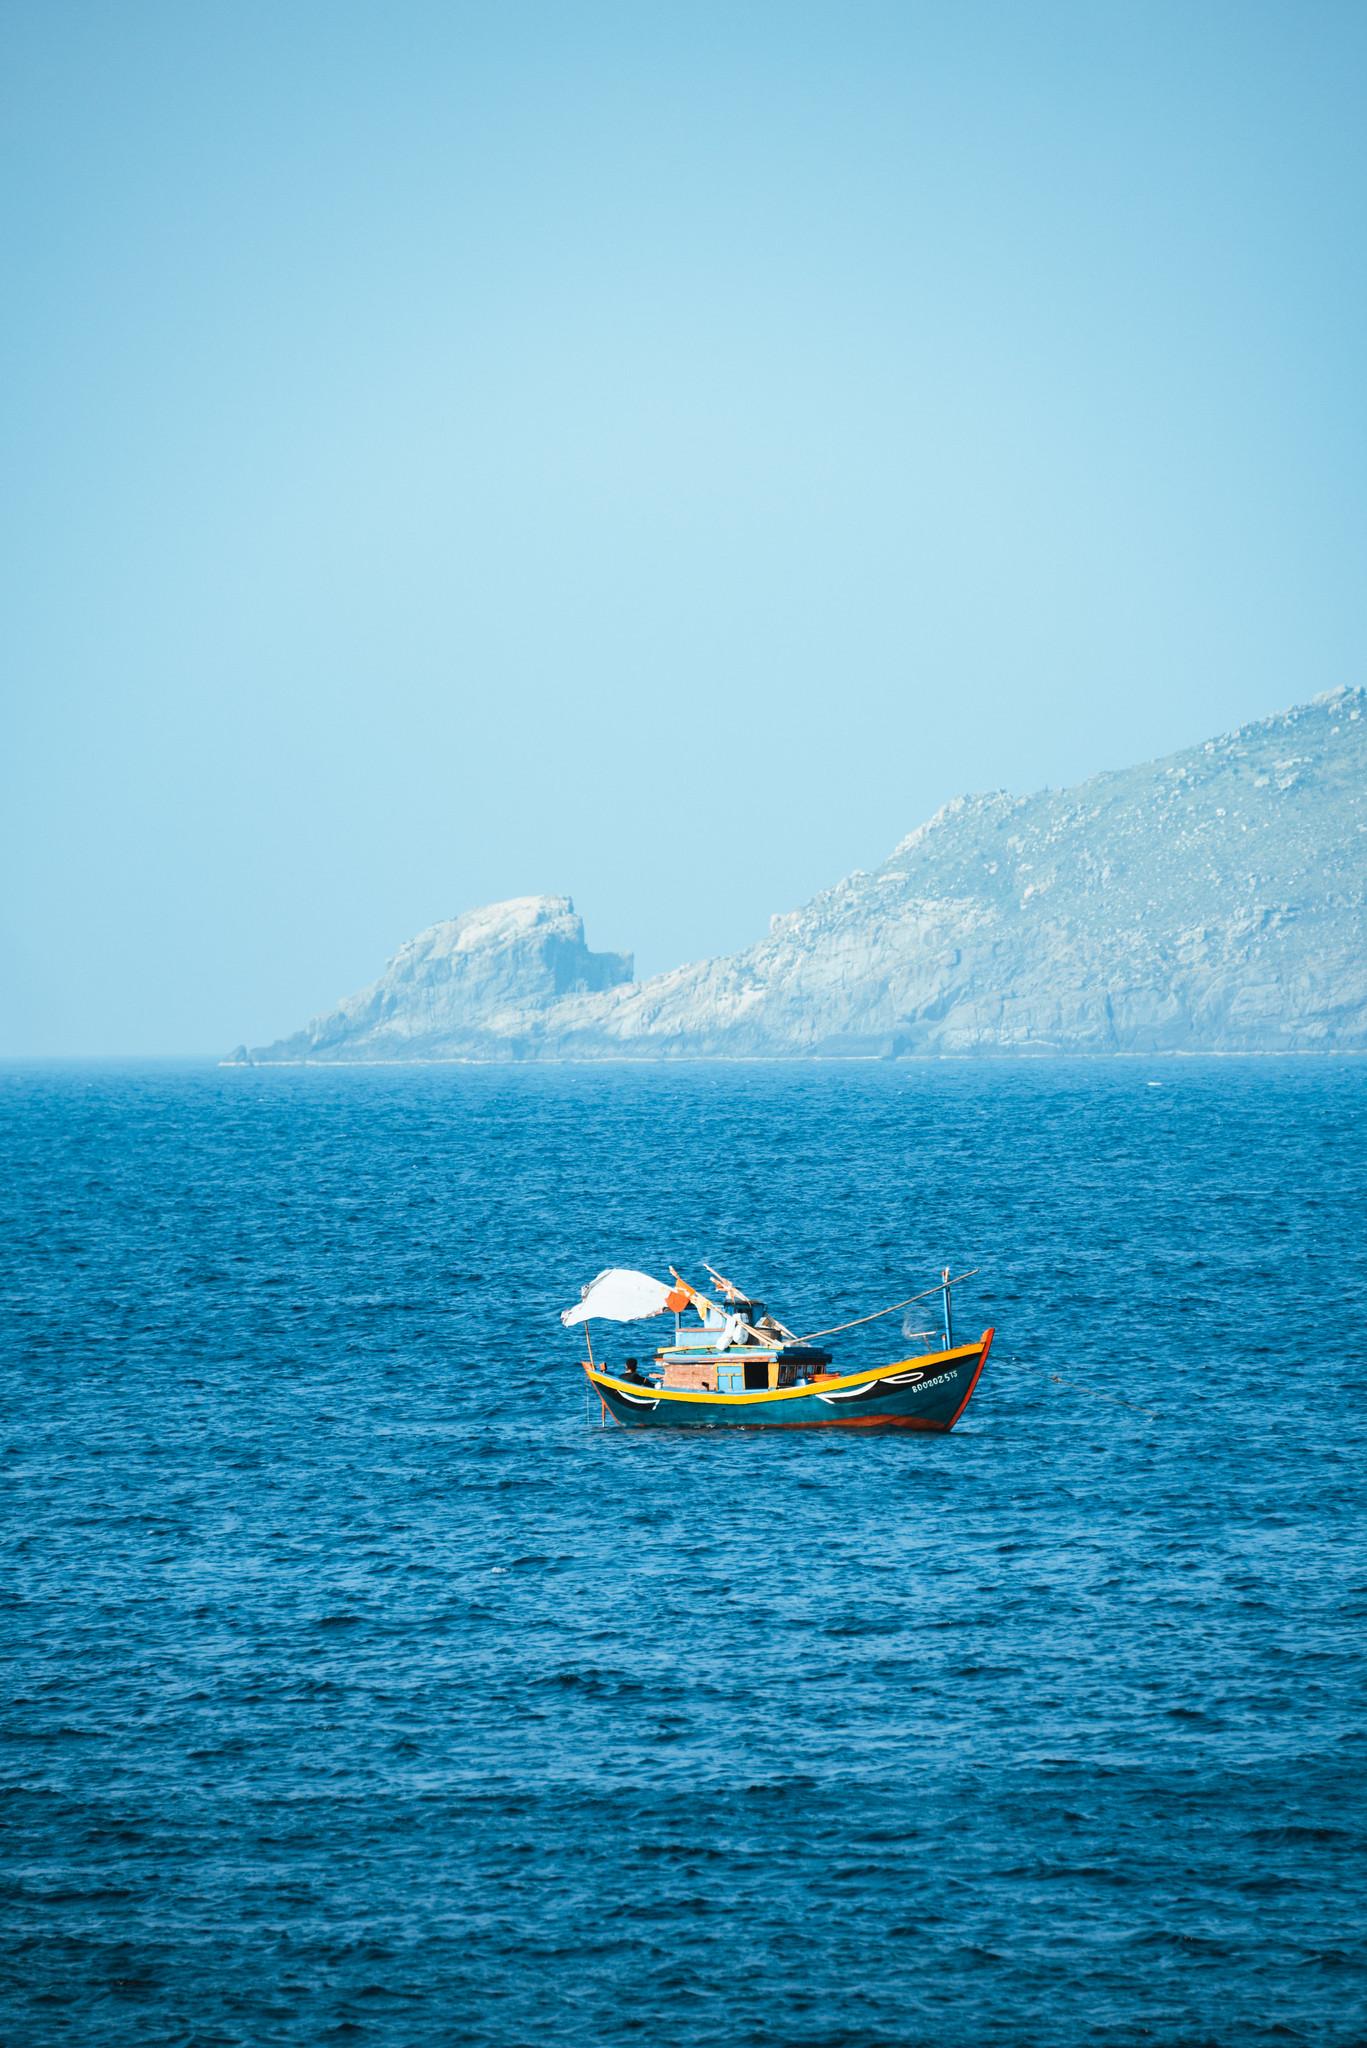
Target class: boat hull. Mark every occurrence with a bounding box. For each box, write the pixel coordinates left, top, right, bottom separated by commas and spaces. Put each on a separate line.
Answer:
586, 1331, 993, 1431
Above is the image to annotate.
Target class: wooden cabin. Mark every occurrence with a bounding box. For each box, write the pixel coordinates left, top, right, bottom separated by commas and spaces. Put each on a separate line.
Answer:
651, 1294, 830, 1392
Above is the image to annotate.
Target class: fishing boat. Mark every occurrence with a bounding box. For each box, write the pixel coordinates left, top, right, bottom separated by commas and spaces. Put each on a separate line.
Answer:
561, 1263, 993, 1431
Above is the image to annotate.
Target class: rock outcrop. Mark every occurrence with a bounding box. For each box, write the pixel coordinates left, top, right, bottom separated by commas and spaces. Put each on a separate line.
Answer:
234, 689, 1366, 1062
248, 895, 631, 1062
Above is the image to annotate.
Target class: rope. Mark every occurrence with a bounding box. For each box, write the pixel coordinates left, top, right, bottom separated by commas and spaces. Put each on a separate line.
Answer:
992, 1350, 1162, 1421
1049, 1372, 1161, 1420
795, 1268, 980, 1343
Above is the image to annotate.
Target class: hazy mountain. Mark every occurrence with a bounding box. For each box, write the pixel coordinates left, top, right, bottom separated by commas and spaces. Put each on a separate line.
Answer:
233, 689, 1366, 1063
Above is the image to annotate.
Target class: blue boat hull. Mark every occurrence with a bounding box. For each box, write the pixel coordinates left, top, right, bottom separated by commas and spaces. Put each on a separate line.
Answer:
585, 1331, 993, 1431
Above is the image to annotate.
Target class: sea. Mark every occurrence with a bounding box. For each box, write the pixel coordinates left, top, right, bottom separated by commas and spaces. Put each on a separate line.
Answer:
2, 1057, 1365, 2048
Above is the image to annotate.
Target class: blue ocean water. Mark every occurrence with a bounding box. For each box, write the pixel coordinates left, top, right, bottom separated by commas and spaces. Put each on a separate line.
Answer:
2, 1057, 1365, 2048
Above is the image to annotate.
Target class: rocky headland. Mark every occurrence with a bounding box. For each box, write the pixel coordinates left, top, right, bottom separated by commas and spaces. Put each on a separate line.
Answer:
230, 689, 1366, 1062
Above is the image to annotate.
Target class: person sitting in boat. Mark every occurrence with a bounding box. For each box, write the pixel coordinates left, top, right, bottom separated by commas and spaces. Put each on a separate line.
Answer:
619, 1357, 647, 1383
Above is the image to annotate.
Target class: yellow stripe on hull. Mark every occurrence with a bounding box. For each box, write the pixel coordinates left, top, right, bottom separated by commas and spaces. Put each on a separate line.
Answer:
585, 1339, 985, 1406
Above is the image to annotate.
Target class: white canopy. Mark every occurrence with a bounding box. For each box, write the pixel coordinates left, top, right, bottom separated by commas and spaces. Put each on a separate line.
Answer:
560, 1267, 675, 1327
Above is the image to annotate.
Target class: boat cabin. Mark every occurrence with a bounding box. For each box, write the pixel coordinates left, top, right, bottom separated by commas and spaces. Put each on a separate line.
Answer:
646, 1297, 832, 1392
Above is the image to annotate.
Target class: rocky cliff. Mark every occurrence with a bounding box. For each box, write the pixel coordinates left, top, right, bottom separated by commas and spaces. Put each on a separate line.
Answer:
234, 689, 1366, 1062
232, 896, 631, 1064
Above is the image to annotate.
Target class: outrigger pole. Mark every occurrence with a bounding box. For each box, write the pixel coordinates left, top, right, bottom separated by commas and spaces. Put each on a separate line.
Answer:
795, 1268, 979, 1345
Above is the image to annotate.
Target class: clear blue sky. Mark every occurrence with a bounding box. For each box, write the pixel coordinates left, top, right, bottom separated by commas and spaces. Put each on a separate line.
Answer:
3, 0, 1364, 1054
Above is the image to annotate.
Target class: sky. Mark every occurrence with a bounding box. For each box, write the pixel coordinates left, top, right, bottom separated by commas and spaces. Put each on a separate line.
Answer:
3, 0, 1365, 1055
